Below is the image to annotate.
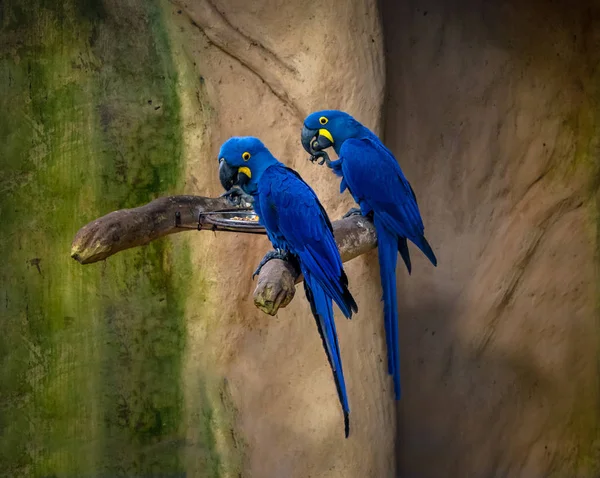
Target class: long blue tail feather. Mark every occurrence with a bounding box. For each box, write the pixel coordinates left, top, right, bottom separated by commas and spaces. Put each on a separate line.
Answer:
374, 216, 402, 400
398, 237, 412, 275
411, 234, 437, 267
304, 274, 350, 437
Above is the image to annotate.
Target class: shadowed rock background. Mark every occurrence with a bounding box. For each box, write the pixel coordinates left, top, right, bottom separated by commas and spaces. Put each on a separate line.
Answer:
0, 0, 598, 477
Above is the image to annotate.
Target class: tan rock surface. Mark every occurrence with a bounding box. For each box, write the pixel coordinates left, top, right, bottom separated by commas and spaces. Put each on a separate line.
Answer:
53, 0, 598, 476
168, 1, 393, 477
382, 0, 600, 476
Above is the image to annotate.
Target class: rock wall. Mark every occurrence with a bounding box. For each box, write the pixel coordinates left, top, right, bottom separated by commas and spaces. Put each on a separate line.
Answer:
2, 0, 598, 477
382, 0, 600, 476
0, 1, 192, 475
169, 1, 392, 476
1, 0, 392, 477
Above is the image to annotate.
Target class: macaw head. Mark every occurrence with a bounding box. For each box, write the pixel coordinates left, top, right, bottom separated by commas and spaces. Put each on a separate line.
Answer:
301, 110, 362, 162
218, 136, 277, 195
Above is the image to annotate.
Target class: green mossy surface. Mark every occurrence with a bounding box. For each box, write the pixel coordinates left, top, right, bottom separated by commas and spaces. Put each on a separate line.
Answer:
575, 53, 600, 478
0, 1, 221, 476
551, 33, 600, 478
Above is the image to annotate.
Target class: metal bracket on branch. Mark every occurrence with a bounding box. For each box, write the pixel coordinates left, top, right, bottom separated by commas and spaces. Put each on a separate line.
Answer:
71, 195, 377, 315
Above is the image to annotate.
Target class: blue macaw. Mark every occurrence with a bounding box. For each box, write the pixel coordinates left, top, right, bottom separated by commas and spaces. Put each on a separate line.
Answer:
301, 110, 437, 400
218, 136, 358, 437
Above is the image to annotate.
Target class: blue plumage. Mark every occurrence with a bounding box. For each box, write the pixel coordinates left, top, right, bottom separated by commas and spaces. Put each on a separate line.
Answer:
302, 111, 437, 400
218, 136, 357, 437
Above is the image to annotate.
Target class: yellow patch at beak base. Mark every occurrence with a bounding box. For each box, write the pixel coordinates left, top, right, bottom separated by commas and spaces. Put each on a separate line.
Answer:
319, 128, 334, 144
238, 166, 251, 178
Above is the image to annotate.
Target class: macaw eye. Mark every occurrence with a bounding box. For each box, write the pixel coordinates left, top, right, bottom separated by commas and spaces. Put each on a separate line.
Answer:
319, 116, 328, 125
219, 157, 224, 163
242, 152, 251, 161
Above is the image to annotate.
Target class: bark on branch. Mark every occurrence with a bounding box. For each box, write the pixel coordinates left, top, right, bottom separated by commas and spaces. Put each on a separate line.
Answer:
71, 195, 377, 315
252, 215, 377, 315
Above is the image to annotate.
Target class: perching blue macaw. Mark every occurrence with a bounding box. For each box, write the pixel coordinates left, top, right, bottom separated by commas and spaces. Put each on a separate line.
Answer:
218, 136, 358, 437
300, 110, 437, 400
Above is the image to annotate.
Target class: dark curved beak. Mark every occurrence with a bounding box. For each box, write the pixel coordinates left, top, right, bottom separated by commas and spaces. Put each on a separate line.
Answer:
219, 159, 238, 191
301, 126, 319, 155
219, 159, 251, 193
301, 125, 334, 166
301, 125, 333, 154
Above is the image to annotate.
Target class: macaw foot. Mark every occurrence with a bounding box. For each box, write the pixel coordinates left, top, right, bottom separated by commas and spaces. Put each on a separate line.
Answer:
308, 150, 332, 168
253, 249, 299, 279
220, 186, 254, 207
343, 207, 363, 219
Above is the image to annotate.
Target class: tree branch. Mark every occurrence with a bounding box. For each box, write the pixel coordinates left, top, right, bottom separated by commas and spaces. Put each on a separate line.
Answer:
70, 195, 262, 264
252, 215, 377, 315
71, 195, 377, 315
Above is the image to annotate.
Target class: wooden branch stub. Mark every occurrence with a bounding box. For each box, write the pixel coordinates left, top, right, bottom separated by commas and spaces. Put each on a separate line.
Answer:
252, 215, 377, 315
253, 259, 298, 316
71, 195, 241, 264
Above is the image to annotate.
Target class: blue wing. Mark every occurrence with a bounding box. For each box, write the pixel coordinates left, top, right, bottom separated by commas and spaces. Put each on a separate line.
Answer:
256, 164, 357, 436
340, 138, 437, 266
335, 137, 437, 400
257, 165, 357, 317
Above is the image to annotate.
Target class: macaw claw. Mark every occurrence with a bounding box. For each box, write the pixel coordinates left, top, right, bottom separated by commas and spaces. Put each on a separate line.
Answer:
342, 207, 363, 219
220, 186, 254, 207
308, 150, 332, 168
253, 248, 298, 279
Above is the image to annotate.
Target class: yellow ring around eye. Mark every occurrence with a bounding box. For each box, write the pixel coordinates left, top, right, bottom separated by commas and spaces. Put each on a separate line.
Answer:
219, 157, 224, 163
242, 151, 251, 161
319, 116, 328, 125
